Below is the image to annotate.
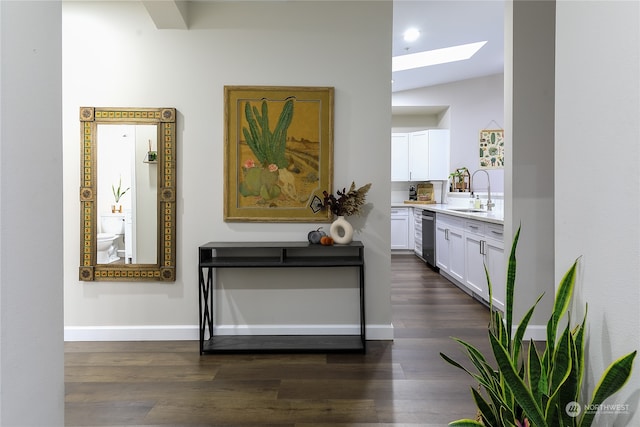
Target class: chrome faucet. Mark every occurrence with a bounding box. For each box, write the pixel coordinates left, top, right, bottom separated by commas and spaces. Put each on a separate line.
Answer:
471, 169, 494, 211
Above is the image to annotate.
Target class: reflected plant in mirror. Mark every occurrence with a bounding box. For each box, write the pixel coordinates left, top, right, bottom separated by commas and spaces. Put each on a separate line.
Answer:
146, 139, 158, 163
79, 107, 177, 282
111, 175, 129, 213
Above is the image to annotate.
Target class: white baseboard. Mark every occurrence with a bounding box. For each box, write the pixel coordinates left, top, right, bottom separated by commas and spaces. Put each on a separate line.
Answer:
64, 323, 395, 342
365, 323, 395, 340
64, 325, 199, 341
513, 324, 546, 342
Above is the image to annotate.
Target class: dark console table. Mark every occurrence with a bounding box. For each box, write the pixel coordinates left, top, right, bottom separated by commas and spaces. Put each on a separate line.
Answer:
198, 241, 365, 354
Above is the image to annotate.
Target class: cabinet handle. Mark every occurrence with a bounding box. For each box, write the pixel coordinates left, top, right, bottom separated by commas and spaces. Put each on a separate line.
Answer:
491, 230, 503, 236
445, 229, 449, 240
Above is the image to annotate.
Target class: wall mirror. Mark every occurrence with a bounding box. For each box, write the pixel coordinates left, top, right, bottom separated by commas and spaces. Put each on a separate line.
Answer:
79, 107, 176, 281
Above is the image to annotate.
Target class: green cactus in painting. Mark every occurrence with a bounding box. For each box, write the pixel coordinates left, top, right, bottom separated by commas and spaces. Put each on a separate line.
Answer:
239, 164, 282, 200
239, 167, 263, 197
242, 98, 294, 169
239, 98, 295, 201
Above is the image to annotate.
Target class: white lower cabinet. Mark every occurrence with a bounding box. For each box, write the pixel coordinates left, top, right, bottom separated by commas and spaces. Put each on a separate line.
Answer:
436, 215, 465, 283
413, 208, 423, 257
484, 226, 505, 311
391, 208, 410, 250
408, 208, 415, 250
464, 224, 488, 301
438, 214, 505, 310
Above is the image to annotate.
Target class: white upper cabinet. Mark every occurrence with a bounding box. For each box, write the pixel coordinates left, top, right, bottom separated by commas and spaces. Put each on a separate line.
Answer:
391, 130, 450, 182
408, 130, 430, 181
391, 133, 410, 181
427, 129, 450, 180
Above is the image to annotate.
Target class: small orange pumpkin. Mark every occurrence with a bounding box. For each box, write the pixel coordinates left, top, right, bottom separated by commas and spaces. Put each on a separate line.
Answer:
320, 236, 334, 246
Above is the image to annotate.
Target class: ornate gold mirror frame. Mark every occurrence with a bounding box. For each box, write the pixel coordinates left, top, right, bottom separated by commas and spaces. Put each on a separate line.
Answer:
79, 107, 177, 281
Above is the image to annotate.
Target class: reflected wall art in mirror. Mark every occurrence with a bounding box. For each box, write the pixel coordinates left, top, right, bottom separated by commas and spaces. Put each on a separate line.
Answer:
79, 107, 177, 281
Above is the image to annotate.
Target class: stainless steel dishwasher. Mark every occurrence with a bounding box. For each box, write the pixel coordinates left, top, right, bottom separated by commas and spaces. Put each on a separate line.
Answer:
422, 210, 436, 267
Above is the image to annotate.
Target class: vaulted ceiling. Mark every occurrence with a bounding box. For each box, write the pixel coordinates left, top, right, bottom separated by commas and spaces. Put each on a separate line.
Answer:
140, 1, 504, 93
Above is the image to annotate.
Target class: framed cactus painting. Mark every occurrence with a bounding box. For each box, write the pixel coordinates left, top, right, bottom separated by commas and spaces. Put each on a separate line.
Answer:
224, 86, 334, 222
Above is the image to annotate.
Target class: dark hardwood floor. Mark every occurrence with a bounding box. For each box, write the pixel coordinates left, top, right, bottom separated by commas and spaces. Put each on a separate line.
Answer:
65, 254, 491, 426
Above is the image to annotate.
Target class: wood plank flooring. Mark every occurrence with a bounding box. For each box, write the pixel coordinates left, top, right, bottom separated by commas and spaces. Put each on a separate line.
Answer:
65, 254, 491, 426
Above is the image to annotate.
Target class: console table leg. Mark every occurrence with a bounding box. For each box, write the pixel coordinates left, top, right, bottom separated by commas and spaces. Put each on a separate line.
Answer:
359, 264, 366, 351
199, 267, 216, 354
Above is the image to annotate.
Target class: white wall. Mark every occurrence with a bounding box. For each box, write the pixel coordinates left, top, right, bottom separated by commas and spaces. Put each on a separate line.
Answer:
391, 113, 440, 130
133, 125, 158, 264
504, 0, 556, 335
556, 1, 640, 425
62, 1, 393, 339
392, 73, 505, 193
0, 1, 64, 424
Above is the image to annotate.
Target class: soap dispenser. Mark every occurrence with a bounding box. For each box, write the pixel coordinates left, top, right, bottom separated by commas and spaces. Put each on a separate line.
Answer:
469, 192, 475, 209
474, 195, 481, 209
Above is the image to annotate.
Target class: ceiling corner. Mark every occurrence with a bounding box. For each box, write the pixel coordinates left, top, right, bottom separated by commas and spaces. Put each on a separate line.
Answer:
141, 0, 189, 30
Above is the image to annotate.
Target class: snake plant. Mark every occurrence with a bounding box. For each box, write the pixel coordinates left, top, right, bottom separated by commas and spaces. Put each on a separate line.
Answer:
440, 226, 636, 426
111, 176, 129, 203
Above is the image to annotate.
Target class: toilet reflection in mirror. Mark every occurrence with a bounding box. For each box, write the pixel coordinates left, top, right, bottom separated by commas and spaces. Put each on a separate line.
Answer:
97, 124, 157, 264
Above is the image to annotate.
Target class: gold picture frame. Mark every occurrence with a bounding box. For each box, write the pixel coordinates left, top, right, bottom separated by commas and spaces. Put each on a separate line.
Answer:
224, 86, 334, 222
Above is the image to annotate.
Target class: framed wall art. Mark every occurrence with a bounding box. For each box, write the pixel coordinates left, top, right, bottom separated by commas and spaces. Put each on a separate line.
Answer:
224, 86, 334, 222
479, 128, 504, 169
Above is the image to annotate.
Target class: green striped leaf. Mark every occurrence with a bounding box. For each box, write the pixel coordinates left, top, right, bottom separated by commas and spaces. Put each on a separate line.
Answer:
513, 293, 544, 364
449, 420, 485, 426
471, 386, 499, 426
489, 332, 547, 427
580, 350, 637, 427
548, 325, 572, 396
527, 339, 543, 405
546, 258, 579, 366
505, 226, 521, 351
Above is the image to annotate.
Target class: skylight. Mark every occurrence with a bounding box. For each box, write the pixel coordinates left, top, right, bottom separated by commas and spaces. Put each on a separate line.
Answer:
392, 41, 487, 73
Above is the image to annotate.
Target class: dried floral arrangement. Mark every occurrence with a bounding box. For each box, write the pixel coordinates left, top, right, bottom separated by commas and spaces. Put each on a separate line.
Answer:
322, 182, 372, 217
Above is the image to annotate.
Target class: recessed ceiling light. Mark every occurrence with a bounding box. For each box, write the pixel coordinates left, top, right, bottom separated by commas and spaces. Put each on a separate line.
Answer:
392, 41, 487, 72
403, 28, 420, 42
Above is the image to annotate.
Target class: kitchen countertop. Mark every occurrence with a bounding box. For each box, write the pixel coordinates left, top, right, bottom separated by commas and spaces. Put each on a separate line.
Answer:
392, 202, 504, 225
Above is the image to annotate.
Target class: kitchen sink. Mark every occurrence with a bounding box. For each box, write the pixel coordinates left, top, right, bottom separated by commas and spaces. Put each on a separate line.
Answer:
449, 208, 486, 213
